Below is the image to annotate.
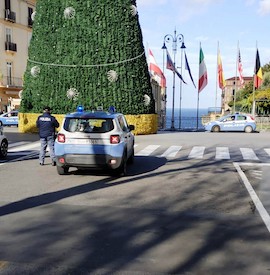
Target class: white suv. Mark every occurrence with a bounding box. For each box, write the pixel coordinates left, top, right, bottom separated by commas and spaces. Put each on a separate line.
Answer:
54, 106, 135, 176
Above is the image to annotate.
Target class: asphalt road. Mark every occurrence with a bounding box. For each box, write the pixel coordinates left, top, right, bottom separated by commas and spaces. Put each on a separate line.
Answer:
0, 127, 270, 274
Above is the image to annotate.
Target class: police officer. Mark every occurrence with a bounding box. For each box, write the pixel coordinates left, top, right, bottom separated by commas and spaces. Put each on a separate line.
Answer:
36, 106, 59, 166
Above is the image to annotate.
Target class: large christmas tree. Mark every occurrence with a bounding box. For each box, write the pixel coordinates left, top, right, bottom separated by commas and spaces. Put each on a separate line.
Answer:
20, 0, 155, 116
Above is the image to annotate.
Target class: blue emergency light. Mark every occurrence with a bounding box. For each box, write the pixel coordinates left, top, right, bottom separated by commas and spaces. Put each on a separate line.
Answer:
77, 105, 84, 112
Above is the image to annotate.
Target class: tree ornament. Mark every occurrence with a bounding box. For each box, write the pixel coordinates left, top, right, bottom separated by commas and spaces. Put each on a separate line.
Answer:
31, 11, 36, 21
107, 70, 118, 82
30, 66, 40, 77
67, 87, 79, 100
143, 94, 151, 106
130, 5, 138, 16
64, 7, 76, 19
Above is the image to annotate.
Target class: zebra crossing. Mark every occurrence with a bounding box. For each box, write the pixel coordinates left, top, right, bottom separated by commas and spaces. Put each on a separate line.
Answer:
2, 141, 270, 163
135, 144, 270, 161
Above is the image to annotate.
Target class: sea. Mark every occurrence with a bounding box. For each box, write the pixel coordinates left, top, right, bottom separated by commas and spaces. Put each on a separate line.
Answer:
165, 108, 209, 130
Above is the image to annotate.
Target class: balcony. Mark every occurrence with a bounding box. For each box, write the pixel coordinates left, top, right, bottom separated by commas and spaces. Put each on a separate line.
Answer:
5, 41, 17, 52
4, 9, 16, 23
0, 76, 23, 88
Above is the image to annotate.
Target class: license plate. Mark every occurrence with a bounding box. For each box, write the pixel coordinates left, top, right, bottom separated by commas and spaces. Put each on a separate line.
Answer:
67, 139, 99, 145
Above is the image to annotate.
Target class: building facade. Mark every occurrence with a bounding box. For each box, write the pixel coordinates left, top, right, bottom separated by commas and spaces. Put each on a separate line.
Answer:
222, 76, 253, 112
0, 0, 36, 112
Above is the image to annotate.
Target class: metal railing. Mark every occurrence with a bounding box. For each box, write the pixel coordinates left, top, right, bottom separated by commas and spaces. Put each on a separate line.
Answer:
4, 9, 16, 23
5, 41, 17, 52
0, 76, 23, 88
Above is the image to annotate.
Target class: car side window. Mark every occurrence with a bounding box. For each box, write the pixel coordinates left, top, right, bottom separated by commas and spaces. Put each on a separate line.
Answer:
118, 116, 128, 132
237, 115, 246, 121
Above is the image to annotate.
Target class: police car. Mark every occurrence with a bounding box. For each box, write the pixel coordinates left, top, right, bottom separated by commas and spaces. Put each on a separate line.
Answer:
0, 110, 18, 126
204, 113, 256, 133
0, 125, 8, 158
54, 106, 135, 176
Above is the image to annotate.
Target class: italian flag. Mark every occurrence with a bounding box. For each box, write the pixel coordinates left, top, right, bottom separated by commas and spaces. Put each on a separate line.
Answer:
198, 46, 208, 93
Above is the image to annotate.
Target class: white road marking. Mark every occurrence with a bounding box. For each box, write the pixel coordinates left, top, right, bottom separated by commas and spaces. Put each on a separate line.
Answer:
264, 148, 270, 156
240, 148, 259, 160
8, 141, 29, 148
160, 145, 182, 158
216, 147, 230, 159
234, 162, 270, 233
188, 146, 205, 159
136, 145, 160, 156
8, 141, 40, 152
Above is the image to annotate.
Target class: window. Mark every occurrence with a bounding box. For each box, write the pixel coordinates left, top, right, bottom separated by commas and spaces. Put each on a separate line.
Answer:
5, 0, 11, 10
5, 28, 12, 43
118, 116, 128, 132
64, 118, 114, 133
28, 7, 33, 27
6, 62, 12, 86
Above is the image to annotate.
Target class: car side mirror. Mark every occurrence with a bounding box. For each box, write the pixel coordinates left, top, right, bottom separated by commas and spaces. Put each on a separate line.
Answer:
129, 125, 135, 131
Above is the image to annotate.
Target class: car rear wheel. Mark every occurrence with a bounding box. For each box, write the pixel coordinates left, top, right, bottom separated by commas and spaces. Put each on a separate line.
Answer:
244, 125, 253, 133
57, 165, 69, 175
112, 152, 127, 177
212, 125, 220, 132
0, 139, 8, 158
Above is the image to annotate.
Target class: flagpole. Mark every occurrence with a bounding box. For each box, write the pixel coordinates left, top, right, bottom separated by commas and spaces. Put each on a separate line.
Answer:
233, 41, 239, 113
252, 42, 258, 116
197, 42, 201, 130
215, 41, 219, 116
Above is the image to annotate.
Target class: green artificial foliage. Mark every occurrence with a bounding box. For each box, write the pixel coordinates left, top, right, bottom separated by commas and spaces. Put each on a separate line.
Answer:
20, 0, 155, 115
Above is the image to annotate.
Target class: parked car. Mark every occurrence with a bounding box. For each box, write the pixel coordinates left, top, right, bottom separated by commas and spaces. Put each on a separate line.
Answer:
204, 113, 256, 133
0, 125, 8, 158
0, 110, 18, 126
54, 106, 135, 176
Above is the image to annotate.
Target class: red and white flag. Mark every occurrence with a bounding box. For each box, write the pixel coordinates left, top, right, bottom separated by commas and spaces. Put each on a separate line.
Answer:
148, 48, 166, 88
238, 49, 244, 86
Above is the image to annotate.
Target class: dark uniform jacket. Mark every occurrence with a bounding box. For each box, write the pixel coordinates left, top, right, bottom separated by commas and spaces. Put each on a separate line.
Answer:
36, 113, 59, 138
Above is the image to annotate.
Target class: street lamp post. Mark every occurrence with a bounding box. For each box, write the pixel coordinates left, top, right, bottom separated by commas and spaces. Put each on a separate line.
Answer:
162, 29, 185, 130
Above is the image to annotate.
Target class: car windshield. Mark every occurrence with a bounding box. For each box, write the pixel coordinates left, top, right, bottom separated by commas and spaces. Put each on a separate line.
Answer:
64, 118, 114, 133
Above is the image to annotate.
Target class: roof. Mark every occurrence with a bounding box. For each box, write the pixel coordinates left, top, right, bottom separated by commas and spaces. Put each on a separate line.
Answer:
65, 110, 121, 119
225, 76, 253, 81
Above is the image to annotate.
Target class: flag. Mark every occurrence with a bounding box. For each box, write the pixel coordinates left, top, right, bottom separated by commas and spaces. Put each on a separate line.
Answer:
184, 51, 196, 88
217, 49, 226, 89
148, 48, 166, 88
198, 46, 208, 93
238, 49, 244, 86
166, 50, 186, 84
254, 48, 263, 89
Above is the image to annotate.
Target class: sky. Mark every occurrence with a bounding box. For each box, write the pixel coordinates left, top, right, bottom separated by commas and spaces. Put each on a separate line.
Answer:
136, 0, 270, 110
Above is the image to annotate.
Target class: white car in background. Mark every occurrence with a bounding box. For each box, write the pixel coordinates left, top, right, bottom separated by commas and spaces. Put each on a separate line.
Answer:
204, 113, 256, 133
0, 126, 8, 158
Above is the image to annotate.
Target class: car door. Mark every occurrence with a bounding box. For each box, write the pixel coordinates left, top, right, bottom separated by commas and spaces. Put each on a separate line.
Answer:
118, 115, 133, 157
8, 111, 18, 125
220, 115, 235, 131
234, 115, 247, 131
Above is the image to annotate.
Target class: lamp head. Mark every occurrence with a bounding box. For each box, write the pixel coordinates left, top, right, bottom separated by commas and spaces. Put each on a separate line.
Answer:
161, 42, 167, 50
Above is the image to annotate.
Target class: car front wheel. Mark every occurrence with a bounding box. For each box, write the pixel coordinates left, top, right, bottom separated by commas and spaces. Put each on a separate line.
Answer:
0, 139, 8, 158
212, 125, 220, 132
